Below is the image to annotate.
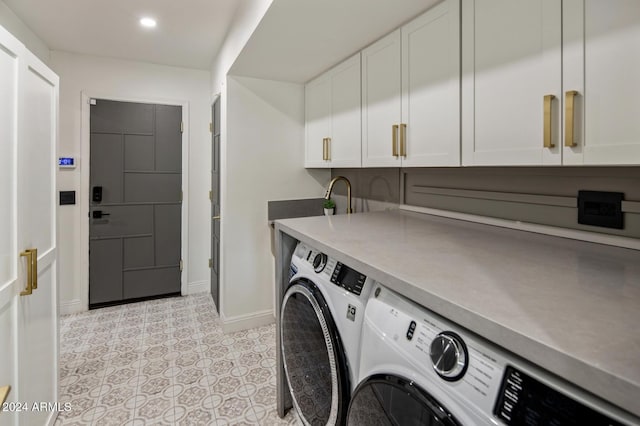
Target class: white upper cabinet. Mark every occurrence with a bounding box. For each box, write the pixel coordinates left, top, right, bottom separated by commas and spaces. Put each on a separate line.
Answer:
563, 0, 640, 165
362, 0, 461, 167
462, 0, 562, 166
305, 53, 361, 168
463, 0, 640, 166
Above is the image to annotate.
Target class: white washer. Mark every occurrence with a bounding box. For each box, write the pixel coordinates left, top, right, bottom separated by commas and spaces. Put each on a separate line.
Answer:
349, 284, 636, 426
280, 241, 374, 425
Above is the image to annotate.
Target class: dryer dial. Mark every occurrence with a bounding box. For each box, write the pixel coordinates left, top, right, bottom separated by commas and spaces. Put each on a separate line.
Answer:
429, 332, 468, 381
312, 253, 328, 273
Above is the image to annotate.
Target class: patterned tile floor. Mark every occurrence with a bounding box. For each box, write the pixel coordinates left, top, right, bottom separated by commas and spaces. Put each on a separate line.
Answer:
56, 294, 301, 425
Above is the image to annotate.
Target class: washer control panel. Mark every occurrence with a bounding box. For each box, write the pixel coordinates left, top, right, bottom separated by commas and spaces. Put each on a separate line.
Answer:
429, 331, 468, 381
292, 242, 367, 297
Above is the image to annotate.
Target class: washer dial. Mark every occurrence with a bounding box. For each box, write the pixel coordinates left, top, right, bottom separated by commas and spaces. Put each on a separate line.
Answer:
429, 331, 468, 381
312, 253, 328, 273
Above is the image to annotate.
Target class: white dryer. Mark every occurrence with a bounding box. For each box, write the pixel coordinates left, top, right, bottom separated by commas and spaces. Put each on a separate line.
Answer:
349, 284, 636, 426
280, 241, 374, 425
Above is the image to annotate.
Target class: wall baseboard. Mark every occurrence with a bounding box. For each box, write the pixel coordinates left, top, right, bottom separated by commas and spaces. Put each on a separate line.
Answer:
186, 280, 209, 295
221, 309, 275, 333
60, 299, 84, 315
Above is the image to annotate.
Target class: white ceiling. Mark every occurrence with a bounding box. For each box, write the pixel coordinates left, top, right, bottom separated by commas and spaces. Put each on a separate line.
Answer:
231, 0, 441, 83
5, 0, 441, 80
4, 0, 241, 70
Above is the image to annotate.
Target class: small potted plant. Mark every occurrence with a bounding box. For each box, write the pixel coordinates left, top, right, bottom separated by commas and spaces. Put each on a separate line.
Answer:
323, 199, 335, 216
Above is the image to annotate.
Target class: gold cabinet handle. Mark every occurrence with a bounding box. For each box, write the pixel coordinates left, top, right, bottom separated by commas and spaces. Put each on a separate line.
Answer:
565, 90, 579, 147
543, 94, 556, 148
212, 216, 221, 220
400, 123, 407, 157
392, 124, 399, 157
31, 248, 37, 290
326, 137, 331, 161
322, 138, 327, 161
20, 249, 34, 296
0, 385, 10, 405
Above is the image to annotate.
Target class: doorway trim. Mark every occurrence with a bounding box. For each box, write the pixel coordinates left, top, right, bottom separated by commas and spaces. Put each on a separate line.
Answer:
79, 92, 190, 311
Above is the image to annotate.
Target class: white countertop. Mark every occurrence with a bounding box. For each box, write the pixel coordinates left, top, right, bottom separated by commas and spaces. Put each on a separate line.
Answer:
275, 209, 640, 418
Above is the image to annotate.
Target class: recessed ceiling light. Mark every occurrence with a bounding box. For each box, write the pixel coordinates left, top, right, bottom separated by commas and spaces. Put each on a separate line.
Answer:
140, 17, 157, 28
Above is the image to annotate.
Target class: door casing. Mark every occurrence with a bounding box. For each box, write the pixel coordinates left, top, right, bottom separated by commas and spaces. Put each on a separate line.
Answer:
79, 92, 190, 311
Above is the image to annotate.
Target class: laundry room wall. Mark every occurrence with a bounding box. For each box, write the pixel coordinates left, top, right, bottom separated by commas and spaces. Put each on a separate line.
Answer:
221, 75, 327, 330
50, 50, 211, 314
0, 0, 49, 63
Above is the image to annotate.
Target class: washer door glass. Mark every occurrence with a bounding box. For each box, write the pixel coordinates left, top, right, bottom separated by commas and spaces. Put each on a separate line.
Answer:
347, 375, 461, 426
281, 279, 349, 425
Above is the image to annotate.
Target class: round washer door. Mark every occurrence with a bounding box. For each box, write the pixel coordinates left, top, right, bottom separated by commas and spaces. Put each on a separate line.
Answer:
281, 278, 350, 425
347, 375, 461, 426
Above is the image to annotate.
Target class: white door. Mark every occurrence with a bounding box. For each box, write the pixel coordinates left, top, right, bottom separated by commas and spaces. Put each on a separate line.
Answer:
563, 0, 640, 165
462, 0, 562, 166
401, 0, 461, 167
0, 25, 22, 426
305, 74, 331, 167
362, 29, 402, 167
0, 25, 59, 426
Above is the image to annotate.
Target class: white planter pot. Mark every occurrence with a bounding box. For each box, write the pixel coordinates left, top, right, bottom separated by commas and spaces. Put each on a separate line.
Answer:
324, 208, 334, 216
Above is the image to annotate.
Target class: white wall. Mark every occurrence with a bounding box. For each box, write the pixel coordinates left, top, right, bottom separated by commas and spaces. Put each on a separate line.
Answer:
0, 0, 49, 63
210, 0, 273, 95
221, 76, 327, 328
50, 51, 211, 313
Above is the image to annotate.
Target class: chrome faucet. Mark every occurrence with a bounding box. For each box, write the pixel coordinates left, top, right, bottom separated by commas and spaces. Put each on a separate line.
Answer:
324, 176, 352, 214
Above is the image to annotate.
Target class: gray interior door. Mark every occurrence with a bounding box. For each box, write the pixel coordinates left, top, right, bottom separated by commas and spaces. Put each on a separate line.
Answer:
211, 97, 221, 311
89, 99, 182, 307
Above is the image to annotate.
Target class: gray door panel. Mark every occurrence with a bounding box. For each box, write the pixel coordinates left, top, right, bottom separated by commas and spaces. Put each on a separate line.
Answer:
155, 105, 182, 172
154, 205, 181, 266
91, 133, 123, 204
124, 173, 181, 203
90, 99, 182, 306
90, 205, 154, 238
124, 135, 155, 171
89, 239, 123, 304
124, 268, 181, 300
91, 100, 154, 134
123, 237, 154, 269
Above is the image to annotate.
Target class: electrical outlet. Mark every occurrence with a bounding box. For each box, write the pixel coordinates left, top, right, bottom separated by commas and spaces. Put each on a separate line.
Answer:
577, 191, 623, 229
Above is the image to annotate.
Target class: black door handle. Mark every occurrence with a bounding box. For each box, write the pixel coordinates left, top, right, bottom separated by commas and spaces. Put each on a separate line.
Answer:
92, 210, 110, 219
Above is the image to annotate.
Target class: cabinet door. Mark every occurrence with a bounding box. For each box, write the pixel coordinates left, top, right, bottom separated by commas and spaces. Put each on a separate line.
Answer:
362, 30, 402, 167
563, 0, 640, 165
328, 54, 361, 168
462, 0, 562, 166
305, 74, 331, 168
401, 0, 460, 167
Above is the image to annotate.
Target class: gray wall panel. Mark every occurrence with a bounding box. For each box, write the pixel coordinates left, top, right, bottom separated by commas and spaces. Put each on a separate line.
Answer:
339, 166, 640, 239
124, 173, 181, 203
90, 205, 153, 238
123, 236, 154, 269
124, 268, 180, 299
154, 205, 181, 266
124, 135, 154, 171
155, 104, 182, 172
90, 133, 123, 204
89, 239, 123, 304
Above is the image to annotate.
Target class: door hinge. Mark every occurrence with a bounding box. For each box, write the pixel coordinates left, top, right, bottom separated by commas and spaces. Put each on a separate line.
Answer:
180, 121, 184, 133
208, 258, 212, 268
209, 190, 212, 201
209, 122, 212, 133
180, 259, 184, 272
180, 191, 183, 202
89, 98, 97, 105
